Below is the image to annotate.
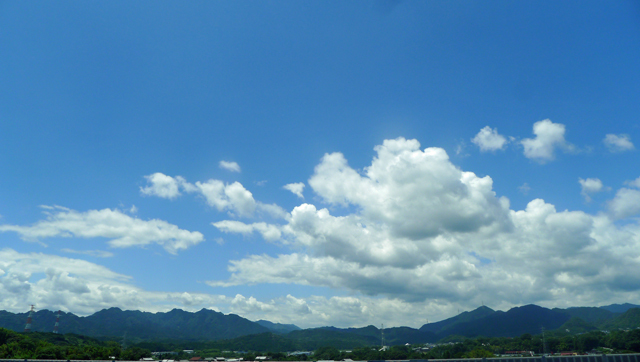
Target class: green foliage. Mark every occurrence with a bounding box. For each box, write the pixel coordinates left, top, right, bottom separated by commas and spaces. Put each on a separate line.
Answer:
0, 327, 151, 360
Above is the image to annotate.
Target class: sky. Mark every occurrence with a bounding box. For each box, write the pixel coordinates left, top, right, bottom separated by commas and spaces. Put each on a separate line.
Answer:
1, 0, 639, 330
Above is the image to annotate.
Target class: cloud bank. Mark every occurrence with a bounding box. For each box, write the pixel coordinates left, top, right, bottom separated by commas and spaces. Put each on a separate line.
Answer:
211, 138, 640, 313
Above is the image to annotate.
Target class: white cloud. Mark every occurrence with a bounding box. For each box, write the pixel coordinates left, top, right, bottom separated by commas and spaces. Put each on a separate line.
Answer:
604, 134, 635, 153
308, 138, 511, 239
283, 182, 305, 199
213, 220, 282, 241
579, 178, 605, 202
0, 248, 459, 328
626, 177, 640, 189
207, 138, 640, 315
140, 173, 185, 199
608, 188, 640, 219
471, 126, 508, 152
518, 183, 531, 195
521, 119, 572, 163
141, 173, 288, 219
219, 161, 241, 173
61, 249, 115, 258
0, 206, 204, 254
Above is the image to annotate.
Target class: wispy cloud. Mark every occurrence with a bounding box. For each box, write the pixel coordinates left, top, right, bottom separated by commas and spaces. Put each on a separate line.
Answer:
219, 161, 241, 173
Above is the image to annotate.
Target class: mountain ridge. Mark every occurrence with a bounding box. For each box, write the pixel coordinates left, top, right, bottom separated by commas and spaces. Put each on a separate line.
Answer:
1, 303, 639, 346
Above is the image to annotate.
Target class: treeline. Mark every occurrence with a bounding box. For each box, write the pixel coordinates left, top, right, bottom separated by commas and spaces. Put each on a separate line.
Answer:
0, 328, 151, 360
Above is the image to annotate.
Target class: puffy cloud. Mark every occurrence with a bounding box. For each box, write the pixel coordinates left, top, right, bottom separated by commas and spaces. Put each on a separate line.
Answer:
219, 161, 241, 173
0, 249, 230, 316
283, 182, 305, 198
208, 138, 640, 315
140, 173, 186, 199
0, 249, 453, 328
608, 188, 640, 219
0, 206, 204, 254
604, 134, 635, 153
579, 178, 606, 202
471, 126, 508, 152
521, 119, 572, 163
308, 138, 512, 239
141, 173, 287, 219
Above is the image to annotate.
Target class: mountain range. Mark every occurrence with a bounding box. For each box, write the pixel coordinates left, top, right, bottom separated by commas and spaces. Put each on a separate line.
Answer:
1, 303, 639, 348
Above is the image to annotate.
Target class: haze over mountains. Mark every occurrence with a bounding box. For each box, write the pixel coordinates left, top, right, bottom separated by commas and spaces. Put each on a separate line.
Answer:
2, 304, 639, 347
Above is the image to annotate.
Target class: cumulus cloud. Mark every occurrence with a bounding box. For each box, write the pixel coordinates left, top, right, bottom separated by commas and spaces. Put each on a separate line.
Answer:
0, 206, 204, 254
140, 173, 186, 199
579, 178, 606, 202
308, 138, 511, 239
0, 248, 461, 328
472, 126, 508, 152
283, 182, 305, 198
207, 138, 640, 314
608, 188, 640, 219
141, 174, 287, 219
219, 161, 241, 173
604, 134, 635, 153
521, 119, 572, 163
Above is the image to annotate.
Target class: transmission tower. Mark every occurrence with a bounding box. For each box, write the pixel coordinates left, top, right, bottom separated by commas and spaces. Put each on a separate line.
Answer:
381, 324, 385, 348
53, 310, 61, 334
24, 305, 35, 332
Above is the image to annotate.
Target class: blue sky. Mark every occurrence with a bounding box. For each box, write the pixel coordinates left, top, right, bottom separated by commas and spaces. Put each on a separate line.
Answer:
1, 0, 639, 329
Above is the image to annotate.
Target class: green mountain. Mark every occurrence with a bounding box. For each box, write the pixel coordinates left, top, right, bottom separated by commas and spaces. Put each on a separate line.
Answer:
430, 304, 571, 338
555, 316, 599, 334
600, 303, 640, 314
557, 307, 616, 324
601, 308, 640, 330
256, 320, 301, 334
419, 306, 496, 334
0, 308, 269, 341
3, 304, 640, 349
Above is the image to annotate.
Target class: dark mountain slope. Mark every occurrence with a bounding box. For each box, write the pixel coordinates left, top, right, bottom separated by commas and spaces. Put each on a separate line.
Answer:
600, 303, 640, 314
256, 320, 301, 334
601, 308, 640, 330
437, 304, 571, 338
0, 308, 270, 341
419, 306, 495, 334
557, 307, 615, 324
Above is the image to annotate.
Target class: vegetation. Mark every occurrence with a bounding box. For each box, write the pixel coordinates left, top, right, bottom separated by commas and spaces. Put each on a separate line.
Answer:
0, 327, 151, 360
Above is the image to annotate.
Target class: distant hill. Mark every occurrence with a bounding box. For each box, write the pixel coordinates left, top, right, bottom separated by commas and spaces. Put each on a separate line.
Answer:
0, 308, 269, 341
256, 320, 301, 334
429, 304, 571, 338
600, 303, 640, 314
601, 308, 640, 330
557, 307, 616, 324
419, 306, 495, 334
2, 303, 640, 348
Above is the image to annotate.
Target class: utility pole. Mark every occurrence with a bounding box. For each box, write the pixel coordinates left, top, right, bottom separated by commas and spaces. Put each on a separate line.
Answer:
24, 305, 35, 332
53, 310, 61, 334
